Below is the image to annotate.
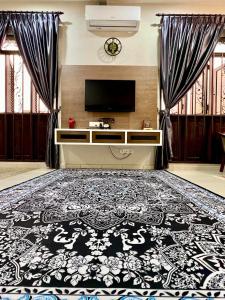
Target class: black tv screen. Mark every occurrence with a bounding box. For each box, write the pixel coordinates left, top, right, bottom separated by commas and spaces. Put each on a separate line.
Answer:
85, 80, 135, 112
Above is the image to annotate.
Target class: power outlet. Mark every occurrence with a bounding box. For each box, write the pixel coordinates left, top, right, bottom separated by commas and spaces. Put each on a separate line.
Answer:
120, 149, 134, 154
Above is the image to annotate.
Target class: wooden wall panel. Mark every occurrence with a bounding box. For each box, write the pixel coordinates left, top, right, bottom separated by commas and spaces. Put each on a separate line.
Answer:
22, 115, 32, 160
171, 115, 225, 163
0, 113, 48, 161
61, 65, 158, 130
0, 115, 5, 159
14, 114, 23, 160
32, 114, 48, 161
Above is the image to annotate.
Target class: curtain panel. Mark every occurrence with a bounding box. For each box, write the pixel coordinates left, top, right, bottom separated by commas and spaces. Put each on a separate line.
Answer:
10, 12, 60, 168
0, 14, 9, 48
155, 15, 225, 170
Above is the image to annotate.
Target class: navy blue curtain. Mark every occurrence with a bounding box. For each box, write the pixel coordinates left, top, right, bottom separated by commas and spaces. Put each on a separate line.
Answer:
10, 12, 60, 169
155, 15, 225, 169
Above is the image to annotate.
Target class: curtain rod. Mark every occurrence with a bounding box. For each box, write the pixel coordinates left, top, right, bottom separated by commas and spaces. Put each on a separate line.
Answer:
0, 10, 64, 15
156, 13, 225, 17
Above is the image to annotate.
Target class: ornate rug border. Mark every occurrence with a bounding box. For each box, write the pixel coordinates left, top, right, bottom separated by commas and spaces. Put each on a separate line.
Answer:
0, 286, 225, 298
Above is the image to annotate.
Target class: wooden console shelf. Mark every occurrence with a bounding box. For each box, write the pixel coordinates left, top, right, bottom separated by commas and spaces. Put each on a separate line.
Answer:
92, 131, 125, 144
127, 131, 160, 144
57, 130, 90, 143
55, 129, 162, 146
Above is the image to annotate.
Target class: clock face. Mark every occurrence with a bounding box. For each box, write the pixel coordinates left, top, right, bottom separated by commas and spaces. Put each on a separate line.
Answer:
104, 37, 122, 56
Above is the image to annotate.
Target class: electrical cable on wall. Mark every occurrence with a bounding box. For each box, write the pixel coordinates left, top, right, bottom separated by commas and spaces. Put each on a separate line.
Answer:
109, 146, 132, 160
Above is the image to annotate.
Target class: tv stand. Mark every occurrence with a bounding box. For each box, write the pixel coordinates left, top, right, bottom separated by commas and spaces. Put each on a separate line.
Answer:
55, 129, 162, 146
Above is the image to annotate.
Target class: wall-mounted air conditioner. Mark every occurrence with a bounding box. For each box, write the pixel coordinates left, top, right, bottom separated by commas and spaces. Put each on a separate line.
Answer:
85, 5, 141, 32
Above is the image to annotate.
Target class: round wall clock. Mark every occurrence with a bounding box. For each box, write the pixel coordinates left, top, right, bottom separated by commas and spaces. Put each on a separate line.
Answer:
104, 37, 122, 56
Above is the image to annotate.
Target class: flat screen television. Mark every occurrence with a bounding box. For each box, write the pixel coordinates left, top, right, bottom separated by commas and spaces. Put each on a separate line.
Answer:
85, 79, 135, 112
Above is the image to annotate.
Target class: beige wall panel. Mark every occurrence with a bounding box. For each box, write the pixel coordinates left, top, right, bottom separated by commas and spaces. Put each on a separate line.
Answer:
61, 65, 158, 130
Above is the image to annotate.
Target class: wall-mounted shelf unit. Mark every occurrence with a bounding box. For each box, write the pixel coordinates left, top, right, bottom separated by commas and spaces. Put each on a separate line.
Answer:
55, 129, 162, 146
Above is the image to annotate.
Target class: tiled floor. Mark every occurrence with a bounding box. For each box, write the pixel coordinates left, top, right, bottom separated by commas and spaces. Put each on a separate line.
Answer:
169, 163, 225, 198
0, 162, 52, 191
0, 162, 224, 198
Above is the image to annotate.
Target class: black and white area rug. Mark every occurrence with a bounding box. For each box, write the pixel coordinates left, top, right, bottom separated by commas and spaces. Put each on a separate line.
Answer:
0, 169, 225, 299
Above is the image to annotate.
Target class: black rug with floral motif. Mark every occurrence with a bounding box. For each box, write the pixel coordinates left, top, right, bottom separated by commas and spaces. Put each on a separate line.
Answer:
0, 169, 225, 299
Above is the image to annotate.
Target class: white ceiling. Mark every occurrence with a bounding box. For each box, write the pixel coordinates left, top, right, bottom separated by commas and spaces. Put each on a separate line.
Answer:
0, 0, 223, 3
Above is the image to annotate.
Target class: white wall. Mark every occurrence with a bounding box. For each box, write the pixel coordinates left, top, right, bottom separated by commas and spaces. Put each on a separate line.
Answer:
0, 1, 159, 66
1, 1, 225, 67
60, 145, 156, 169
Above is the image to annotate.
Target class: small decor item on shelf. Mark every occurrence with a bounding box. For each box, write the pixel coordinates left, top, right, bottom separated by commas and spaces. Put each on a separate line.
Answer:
98, 118, 115, 129
68, 117, 76, 128
88, 121, 104, 129
142, 119, 153, 130
103, 123, 110, 129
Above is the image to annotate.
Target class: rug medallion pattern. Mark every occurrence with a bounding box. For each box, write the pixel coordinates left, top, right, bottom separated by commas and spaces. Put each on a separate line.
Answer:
0, 169, 225, 294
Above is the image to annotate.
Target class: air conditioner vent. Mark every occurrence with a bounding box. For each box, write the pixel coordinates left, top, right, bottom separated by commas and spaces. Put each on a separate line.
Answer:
85, 5, 141, 32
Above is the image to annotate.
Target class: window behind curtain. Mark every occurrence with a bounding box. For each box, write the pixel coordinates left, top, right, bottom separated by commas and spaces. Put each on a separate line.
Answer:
0, 54, 48, 114
170, 41, 225, 163
0, 30, 49, 161
170, 42, 225, 116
